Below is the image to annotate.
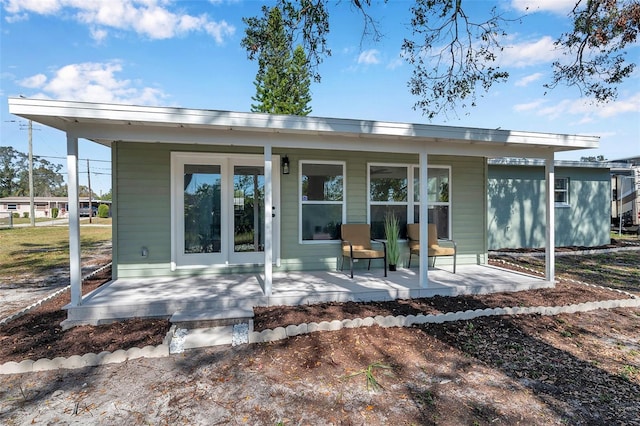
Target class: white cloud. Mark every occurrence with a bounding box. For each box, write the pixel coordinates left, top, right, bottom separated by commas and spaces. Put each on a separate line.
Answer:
513, 99, 546, 112
515, 72, 544, 87
514, 92, 640, 121
3, 0, 62, 15
18, 73, 47, 88
511, 0, 576, 15
386, 56, 404, 70
21, 62, 167, 105
3, 0, 235, 43
357, 49, 380, 65
501, 36, 559, 68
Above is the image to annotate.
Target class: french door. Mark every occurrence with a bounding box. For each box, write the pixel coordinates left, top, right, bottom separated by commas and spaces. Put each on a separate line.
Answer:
171, 153, 280, 268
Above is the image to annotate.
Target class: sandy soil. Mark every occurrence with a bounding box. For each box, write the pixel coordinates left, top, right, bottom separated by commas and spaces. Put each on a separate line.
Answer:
1, 247, 639, 425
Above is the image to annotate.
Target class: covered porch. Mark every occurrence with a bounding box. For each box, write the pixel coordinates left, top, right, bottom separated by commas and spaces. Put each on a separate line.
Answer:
64, 264, 551, 325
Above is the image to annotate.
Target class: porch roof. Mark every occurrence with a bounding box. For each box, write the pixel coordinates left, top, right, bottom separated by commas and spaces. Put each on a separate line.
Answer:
8, 97, 599, 157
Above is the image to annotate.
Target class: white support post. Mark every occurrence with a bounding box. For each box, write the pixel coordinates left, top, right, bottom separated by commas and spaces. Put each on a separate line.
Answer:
419, 151, 429, 289
264, 144, 273, 297
67, 134, 82, 306
545, 156, 555, 284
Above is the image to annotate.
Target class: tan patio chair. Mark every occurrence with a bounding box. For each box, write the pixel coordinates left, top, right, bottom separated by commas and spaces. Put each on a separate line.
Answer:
407, 223, 457, 273
340, 224, 387, 278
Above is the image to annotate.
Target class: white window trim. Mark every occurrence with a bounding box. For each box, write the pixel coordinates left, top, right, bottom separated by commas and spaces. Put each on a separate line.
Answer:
299, 160, 346, 244
413, 165, 452, 239
170, 152, 281, 269
554, 177, 570, 208
366, 163, 452, 239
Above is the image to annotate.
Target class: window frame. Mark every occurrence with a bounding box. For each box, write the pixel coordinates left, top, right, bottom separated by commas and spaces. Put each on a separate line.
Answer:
299, 160, 347, 244
554, 177, 570, 207
366, 163, 452, 239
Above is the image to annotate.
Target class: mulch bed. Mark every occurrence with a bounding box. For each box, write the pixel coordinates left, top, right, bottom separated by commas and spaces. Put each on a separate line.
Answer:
1, 262, 633, 364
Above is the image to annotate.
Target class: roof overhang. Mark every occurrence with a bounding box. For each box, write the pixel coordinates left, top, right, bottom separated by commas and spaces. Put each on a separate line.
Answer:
8, 98, 600, 158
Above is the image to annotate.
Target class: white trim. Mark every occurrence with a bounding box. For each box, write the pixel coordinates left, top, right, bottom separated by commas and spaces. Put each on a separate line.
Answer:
419, 152, 429, 289
264, 145, 273, 296
413, 165, 452, 239
8, 98, 600, 152
170, 152, 280, 269
298, 160, 346, 244
545, 158, 556, 282
366, 163, 452, 239
67, 134, 82, 306
554, 177, 570, 207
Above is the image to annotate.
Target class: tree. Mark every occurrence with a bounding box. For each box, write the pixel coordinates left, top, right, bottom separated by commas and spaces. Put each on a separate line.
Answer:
242, 0, 638, 120
0, 146, 66, 197
285, 45, 313, 115
243, 7, 313, 115
580, 155, 607, 161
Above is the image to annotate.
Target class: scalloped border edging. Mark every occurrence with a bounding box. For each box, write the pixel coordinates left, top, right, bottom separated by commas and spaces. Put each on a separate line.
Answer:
491, 244, 640, 257
0, 327, 173, 375
248, 297, 640, 344
2, 273, 638, 375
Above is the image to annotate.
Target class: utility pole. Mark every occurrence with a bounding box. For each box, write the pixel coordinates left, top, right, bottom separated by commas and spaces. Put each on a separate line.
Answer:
28, 120, 34, 227
87, 159, 92, 224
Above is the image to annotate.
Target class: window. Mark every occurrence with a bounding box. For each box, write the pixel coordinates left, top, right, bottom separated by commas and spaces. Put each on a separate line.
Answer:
300, 161, 345, 241
7, 204, 17, 210
369, 165, 408, 239
555, 177, 569, 205
368, 164, 451, 239
414, 166, 451, 240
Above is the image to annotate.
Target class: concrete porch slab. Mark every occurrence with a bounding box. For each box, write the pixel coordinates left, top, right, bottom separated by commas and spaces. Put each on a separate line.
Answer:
64, 264, 551, 326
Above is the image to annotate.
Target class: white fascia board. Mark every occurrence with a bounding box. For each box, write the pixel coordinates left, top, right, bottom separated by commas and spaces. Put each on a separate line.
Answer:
8, 97, 600, 152
488, 158, 623, 168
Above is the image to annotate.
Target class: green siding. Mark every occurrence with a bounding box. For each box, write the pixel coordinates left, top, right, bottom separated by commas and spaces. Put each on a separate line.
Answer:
114, 143, 487, 278
487, 165, 610, 249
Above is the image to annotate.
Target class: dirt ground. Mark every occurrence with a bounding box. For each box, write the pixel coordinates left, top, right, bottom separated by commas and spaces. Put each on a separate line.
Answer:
1, 247, 639, 425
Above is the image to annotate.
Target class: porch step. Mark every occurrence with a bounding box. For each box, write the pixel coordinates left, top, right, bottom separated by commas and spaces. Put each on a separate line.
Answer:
170, 308, 254, 330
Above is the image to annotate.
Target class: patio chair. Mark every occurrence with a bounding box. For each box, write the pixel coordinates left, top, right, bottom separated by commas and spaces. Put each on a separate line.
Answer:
407, 223, 457, 273
340, 224, 387, 279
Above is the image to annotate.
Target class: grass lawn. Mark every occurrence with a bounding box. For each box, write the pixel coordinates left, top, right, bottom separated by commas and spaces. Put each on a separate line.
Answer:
0, 226, 112, 279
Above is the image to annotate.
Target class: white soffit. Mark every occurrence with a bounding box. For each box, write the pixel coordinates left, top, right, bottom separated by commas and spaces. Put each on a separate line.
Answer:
8, 97, 600, 153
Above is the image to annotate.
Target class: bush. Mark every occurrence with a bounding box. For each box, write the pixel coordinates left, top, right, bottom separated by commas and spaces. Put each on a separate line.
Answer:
51, 208, 59, 218
12, 212, 20, 218
23, 212, 29, 218
97, 204, 110, 218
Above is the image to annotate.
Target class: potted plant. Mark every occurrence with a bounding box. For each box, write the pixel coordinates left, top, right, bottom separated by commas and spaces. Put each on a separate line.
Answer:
384, 212, 400, 271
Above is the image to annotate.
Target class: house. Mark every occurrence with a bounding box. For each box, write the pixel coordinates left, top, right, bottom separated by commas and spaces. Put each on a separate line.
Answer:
610, 155, 640, 231
0, 196, 110, 219
487, 158, 614, 249
8, 98, 599, 326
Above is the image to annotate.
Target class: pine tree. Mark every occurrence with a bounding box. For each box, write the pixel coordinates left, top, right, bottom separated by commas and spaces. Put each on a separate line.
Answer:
285, 45, 312, 116
245, 7, 312, 115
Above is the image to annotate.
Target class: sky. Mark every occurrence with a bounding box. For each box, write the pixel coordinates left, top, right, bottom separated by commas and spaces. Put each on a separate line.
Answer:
1, 0, 639, 196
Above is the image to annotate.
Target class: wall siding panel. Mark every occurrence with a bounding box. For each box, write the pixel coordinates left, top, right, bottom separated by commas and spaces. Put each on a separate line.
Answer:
487, 165, 610, 249
115, 143, 487, 277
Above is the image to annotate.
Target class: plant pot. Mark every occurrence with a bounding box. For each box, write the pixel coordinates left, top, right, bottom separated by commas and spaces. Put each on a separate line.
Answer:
389, 264, 397, 272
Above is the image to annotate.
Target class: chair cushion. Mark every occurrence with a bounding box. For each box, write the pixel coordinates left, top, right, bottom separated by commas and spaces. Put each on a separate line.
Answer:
342, 247, 385, 259
428, 246, 455, 256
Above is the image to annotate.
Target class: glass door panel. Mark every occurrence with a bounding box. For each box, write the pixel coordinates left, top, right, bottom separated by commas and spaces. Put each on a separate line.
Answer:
233, 165, 265, 253
184, 164, 222, 254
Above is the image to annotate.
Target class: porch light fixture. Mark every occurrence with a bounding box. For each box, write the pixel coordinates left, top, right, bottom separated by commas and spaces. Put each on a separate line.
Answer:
281, 155, 290, 175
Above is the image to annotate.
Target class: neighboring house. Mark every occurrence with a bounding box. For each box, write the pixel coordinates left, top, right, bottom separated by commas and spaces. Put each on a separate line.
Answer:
487, 159, 614, 249
610, 155, 640, 230
8, 98, 599, 325
0, 197, 110, 218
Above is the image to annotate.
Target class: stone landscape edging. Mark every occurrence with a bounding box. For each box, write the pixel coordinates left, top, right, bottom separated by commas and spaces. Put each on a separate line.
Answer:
490, 244, 640, 257
3, 291, 639, 374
